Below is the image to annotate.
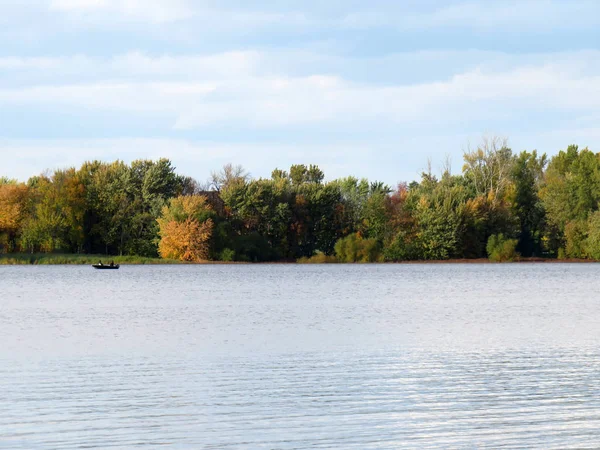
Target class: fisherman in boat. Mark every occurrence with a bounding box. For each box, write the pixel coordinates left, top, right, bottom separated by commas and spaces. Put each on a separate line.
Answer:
98, 260, 103, 266
110, 261, 114, 267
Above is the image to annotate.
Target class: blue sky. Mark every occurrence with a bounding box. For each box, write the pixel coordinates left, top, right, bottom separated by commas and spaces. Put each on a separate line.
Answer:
1, 0, 599, 185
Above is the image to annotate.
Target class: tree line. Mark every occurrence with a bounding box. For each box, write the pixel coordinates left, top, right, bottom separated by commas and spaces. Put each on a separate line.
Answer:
1, 138, 599, 262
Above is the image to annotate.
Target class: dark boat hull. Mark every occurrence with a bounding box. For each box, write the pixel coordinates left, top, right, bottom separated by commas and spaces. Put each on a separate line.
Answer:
92, 264, 120, 270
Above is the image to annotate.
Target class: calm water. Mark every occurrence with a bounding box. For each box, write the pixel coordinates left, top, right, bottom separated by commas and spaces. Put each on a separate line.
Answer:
2, 264, 600, 448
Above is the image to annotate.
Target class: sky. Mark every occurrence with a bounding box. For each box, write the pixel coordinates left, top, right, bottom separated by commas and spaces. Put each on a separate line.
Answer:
1, 0, 599, 185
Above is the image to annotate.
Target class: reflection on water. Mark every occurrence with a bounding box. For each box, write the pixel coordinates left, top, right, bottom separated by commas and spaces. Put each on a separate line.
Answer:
2, 264, 600, 448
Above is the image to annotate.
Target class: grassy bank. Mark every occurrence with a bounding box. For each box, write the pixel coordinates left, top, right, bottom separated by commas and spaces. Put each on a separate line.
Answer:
0, 253, 181, 265
2, 254, 597, 265
296, 256, 599, 264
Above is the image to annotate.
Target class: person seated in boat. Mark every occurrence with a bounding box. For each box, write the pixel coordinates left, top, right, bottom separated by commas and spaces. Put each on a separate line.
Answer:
98, 260, 103, 266
110, 261, 114, 267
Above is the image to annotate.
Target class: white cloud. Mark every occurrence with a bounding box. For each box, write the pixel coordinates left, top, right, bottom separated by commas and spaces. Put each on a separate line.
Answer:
1, 1, 599, 186
172, 65, 600, 129
1, 50, 599, 132
0, 81, 217, 114
110, 51, 261, 78
0, 51, 261, 86
0, 56, 64, 71
8, 48, 599, 84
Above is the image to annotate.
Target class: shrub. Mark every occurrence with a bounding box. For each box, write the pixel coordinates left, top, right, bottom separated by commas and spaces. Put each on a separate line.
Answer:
383, 230, 419, 261
297, 252, 337, 264
219, 248, 235, 262
486, 234, 519, 262
585, 212, 600, 260
334, 233, 381, 263
564, 220, 587, 258
233, 232, 272, 262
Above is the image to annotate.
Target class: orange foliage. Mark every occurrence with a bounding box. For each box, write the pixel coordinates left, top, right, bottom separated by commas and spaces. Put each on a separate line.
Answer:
180, 195, 207, 215
387, 183, 414, 230
159, 195, 212, 222
0, 183, 29, 232
295, 194, 307, 207
158, 217, 213, 262
157, 194, 214, 262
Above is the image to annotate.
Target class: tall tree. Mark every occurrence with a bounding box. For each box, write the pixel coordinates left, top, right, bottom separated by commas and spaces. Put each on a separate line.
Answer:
19, 169, 86, 253
463, 136, 515, 201
210, 163, 249, 193
540, 145, 600, 255
511, 150, 547, 256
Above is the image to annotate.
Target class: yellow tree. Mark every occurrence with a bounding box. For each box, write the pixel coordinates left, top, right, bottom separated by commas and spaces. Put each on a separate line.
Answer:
19, 169, 86, 253
157, 195, 214, 262
0, 182, 29, 252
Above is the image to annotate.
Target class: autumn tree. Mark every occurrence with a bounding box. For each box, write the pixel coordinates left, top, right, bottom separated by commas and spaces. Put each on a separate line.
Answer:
384, 183, 419, 261
19, 169, 86, 253
0, 182, 29, 252
157, 195, 214, 262
4, 147, 600, 262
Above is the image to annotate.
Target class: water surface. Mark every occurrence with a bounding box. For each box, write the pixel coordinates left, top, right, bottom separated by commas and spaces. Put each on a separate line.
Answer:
2, 264, 600, 448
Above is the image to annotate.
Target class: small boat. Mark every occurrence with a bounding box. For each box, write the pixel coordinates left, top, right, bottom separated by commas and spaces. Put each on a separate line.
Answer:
92, 263, 120, 270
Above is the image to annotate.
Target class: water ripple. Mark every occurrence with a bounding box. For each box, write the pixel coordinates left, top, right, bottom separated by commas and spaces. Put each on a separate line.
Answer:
3, 264, 600, 448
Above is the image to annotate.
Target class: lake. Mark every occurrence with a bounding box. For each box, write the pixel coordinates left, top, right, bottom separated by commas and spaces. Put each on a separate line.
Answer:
2, 264, 600, 448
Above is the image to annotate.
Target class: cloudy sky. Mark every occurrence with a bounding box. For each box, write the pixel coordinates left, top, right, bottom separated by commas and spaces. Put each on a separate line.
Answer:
2, 0, 599, 184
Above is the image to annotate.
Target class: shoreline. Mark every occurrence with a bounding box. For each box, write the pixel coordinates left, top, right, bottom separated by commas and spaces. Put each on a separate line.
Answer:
392, 257, 598, 264
1, 254, 598, 265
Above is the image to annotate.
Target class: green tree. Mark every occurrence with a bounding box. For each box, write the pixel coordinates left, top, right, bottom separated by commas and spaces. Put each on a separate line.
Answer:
540, 145, 600, 255
410, 174, 471, 260
88, 161, 132, 255
289, 164, 324, 185
486, 234, 519, 262
511, 150, 547, 256
585, 212, 600, 260
564, 220, 588, 258
19, 169, 86, 253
